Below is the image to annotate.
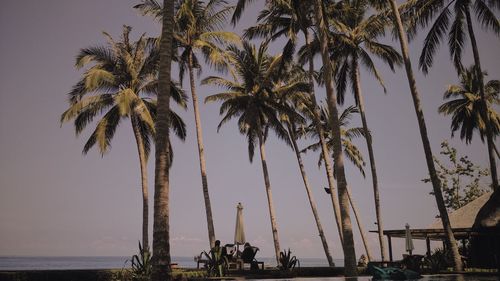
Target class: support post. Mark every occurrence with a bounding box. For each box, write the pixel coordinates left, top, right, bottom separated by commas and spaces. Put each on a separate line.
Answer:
388, 236, 393, 262
426, 237, 431, 257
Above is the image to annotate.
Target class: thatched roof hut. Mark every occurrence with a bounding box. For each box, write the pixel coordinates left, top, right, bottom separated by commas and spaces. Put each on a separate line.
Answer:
428, 192, 493, 229
371, 192, 499, 262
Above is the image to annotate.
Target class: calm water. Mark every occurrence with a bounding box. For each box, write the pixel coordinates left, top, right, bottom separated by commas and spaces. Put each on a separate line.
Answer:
0, 256, 339, 270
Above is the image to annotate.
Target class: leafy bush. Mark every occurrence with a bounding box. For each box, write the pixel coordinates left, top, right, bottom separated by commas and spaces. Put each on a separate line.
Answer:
278, 249, 300, 270
424, 247, 452, 273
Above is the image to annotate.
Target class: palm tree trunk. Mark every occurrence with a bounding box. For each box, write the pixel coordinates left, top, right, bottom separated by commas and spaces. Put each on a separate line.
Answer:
388, 0, 463, 271
346, 185, 373, 261
151, 0, 174, 280
313, 0, 357, 276
257, 130, 281, 266
303, 28, 344, 244
352, 58, 387, 260
464, 6, 498, 191
187, 53, 216, 248
131, 116, 149, 250
287, 124, 334, 267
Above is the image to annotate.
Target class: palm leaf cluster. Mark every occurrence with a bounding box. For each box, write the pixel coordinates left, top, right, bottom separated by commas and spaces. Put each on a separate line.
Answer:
204, 42, 305, 160
438, 66, 500, 143
403, 0, 499, 74
61, 25, 187, 156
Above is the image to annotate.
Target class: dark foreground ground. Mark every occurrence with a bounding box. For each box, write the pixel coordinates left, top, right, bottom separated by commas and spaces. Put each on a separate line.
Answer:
0, 267, 345, 281
1, 267, 498, 281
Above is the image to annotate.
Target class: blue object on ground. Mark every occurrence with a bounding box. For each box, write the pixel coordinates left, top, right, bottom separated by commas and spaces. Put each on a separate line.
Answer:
369, 264, 422, 280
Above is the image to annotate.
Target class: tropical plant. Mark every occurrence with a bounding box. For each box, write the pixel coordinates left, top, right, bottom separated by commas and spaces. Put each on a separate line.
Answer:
404, 0, 499, 190
135, 0, 241, 247
423, 140, 488, 212
61, 25, 187, 250
318, 0, 403, 261
198, 250, 229, 277
273, 63, 335, 266
302, 105, 374, 262
423, 247, 452, 273
244, 1, 344, 262
151, 0, 175, 279
379, 0, 463, 271
438, 66, 500, 148
130, 242, 152, 281
278, 249, 300, 270
312, 0, 357, 275
204, 41, 303, 265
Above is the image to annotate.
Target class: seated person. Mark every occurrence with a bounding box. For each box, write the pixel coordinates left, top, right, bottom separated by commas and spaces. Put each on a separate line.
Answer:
241, 242, 261, 270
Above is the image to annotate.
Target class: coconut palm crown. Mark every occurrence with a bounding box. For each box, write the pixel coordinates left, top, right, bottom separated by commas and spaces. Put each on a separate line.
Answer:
204, 41, 303, 160
404, 0, 499, 74
439, 66, 500, 144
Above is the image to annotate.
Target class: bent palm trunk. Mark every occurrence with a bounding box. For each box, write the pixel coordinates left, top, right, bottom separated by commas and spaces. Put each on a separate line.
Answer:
352, 58, 387, 260
304, 28, 344, 244
151, 0, 174, 280
288, 124, 334, 266
258, 131, 281, 265
388, 0, 463, 271
464, 6, 498, 191
131, 116, 149, 249
313, 0, 357, 276
346, 185, 373, 261
188, 54, 216, 248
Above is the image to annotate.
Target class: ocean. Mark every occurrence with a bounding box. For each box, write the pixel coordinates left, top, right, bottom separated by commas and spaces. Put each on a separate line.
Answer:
0, 256, 343, 270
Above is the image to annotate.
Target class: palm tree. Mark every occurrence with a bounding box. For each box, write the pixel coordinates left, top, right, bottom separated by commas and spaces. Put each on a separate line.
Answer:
312, 0, 357, 276
273, 64, 335, 266
322, 0, 403, 261
243, 0, 345, 252
405, 0, 499, 190
438, 66, 500, 149
204, 41, 302, 265
61, 25, 187, 251
151, 0, 175, 279
175, 0, 240, 249
302, 105, 374, 262
377, 0, 464, 271
135, 0, 241, 248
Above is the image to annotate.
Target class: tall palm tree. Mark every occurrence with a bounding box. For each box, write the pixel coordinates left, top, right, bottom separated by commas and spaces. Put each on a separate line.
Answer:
302, 105, 374, 261
376, 0, 464, 271
204, 41, 302, 265
312, 0, 358, 276
438, 66, 500, 148
136, 0, 241, 248
175, 0, 240, 248
274, 64, 335, 266
323, 0, 403, 261
299, 0, 402, 260
151, 0, 175, 279
243, 0, 345, 250
405, 0, 499, 190
61, 26, 187, 250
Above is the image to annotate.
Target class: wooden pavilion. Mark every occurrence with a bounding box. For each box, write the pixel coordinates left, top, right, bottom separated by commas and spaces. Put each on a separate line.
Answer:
371, 192, 498, 261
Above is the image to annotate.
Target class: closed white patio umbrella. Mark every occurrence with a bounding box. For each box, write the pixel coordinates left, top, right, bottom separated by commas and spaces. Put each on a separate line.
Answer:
234, 202, 246, 247
405, 223, 414, 256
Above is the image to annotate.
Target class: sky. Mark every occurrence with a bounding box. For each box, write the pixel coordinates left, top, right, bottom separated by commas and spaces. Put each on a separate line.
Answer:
0, 0, 498, 261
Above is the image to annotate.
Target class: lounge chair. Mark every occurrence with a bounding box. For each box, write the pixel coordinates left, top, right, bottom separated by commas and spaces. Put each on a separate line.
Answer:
238, 246, 264, 270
